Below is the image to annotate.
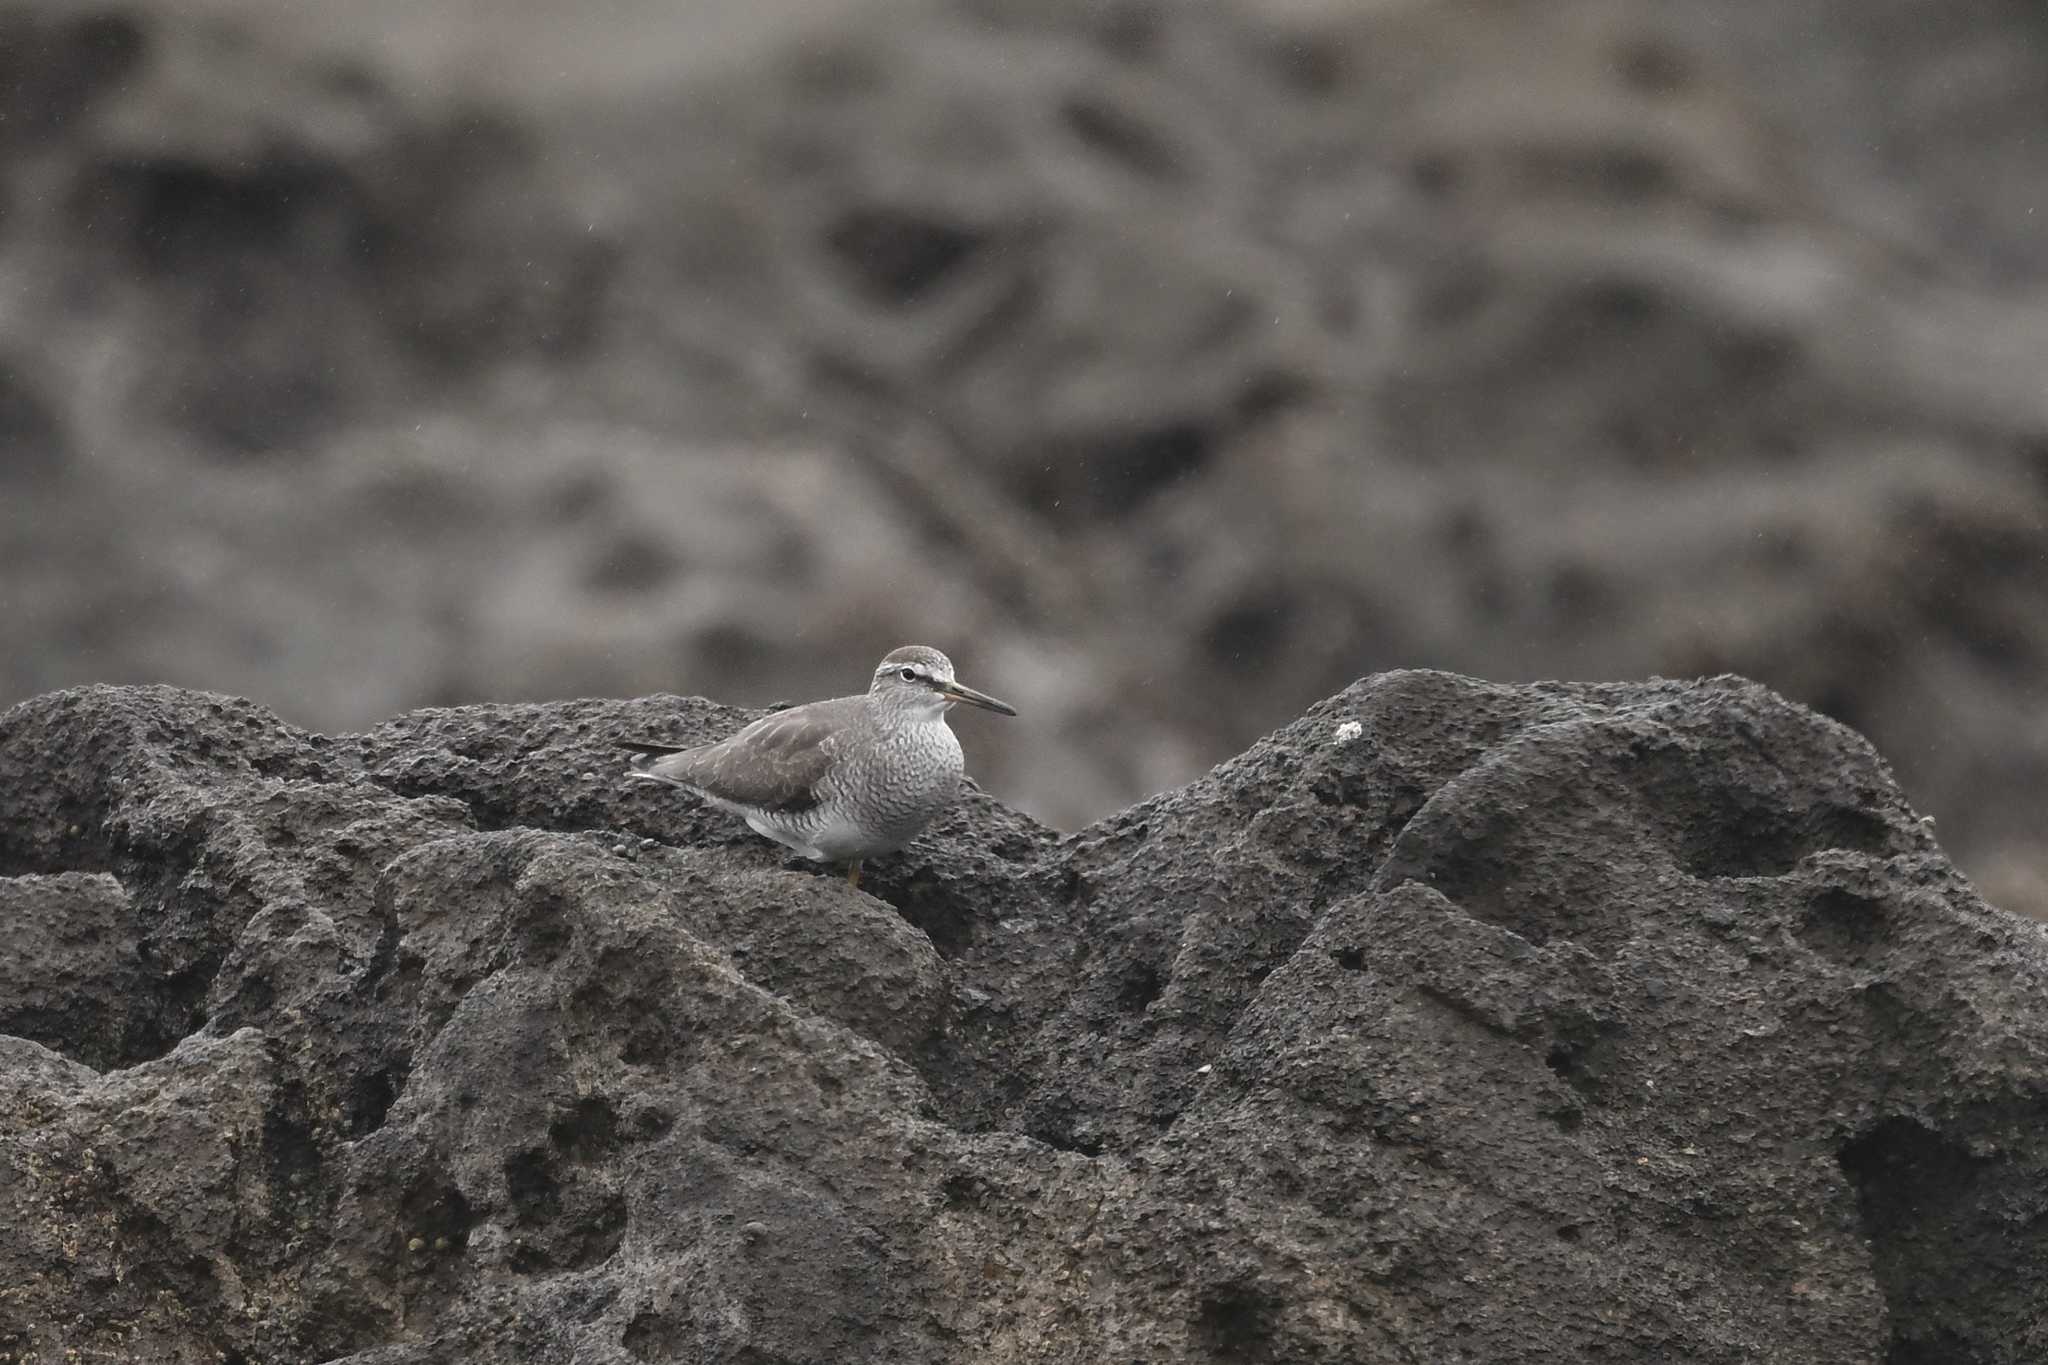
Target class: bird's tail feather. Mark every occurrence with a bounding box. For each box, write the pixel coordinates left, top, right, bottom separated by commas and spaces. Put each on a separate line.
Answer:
618, 739, 690, 758
619, 739, 697, 787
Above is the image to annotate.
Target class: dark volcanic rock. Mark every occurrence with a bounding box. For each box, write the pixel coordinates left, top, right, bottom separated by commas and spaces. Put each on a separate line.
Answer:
0, 873, 164, 1069
11, 0, 2048, 926
2, 673, 2046, 1362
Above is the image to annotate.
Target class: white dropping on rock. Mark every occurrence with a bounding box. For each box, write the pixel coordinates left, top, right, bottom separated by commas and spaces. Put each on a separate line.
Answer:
1333, 720, 1364, 745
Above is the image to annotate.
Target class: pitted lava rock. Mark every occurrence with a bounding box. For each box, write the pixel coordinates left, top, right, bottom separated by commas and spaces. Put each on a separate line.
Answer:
2, 673, 2045, 1362
10, 0, 2048, 922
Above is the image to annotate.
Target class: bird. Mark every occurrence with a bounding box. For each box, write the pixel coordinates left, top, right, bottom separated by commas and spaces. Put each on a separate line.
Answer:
620, 645, 1017, 889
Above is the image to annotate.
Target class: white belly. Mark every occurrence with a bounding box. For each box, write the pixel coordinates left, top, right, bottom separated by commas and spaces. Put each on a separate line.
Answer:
736, 805, 918, 862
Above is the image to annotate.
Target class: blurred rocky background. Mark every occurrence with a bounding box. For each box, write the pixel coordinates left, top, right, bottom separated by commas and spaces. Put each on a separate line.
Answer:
4, 0, 2047, 914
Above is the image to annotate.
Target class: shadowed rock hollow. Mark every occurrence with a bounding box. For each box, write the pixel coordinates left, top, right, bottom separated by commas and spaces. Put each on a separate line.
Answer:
2, 672, 2045, 1363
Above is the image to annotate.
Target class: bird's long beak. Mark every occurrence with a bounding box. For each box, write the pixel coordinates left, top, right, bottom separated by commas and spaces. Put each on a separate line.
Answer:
938, 680, 1018, 716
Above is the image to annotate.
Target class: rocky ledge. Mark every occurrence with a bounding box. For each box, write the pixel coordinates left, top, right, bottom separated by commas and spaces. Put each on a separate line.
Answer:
1, 673, 2044, 1363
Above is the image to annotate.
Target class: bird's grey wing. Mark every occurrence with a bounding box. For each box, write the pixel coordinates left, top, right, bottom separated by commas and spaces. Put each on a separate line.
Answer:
635, 699, 857, 814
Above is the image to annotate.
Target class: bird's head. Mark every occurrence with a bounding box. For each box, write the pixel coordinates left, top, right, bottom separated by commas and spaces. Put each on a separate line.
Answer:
869, 645, 1017, 718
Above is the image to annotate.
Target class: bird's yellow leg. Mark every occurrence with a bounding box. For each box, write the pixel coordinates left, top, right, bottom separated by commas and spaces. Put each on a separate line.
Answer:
845, 860, 863, 889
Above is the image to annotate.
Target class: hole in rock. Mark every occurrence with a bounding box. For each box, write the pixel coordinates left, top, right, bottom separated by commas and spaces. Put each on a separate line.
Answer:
1629, 744, 1894, 879
506, 1149, 562, 1225
1795, 888, 1889, 965
1193, 1285, 1282, 1364
620, 1024, 673, 1068
1116, 962, 1166, 1013
400, 1179, 477, 1253
1542, 1021, 1622, 1102
504, 1145, 629, 1273
568, 1192, 630, 1272
623, 1309, 684, 1361
518, 889, 575, 964
550, 1094, 622, 1161
629, 1104, 675, 1141
1837, 1117, 2032, 1364
1026, 1106, 1108, 1158
123, 1236, 223, 1304
261, 1085, 324, 1226
940, 1173, 984, 1208
878, 875, 975, 958
345, 1061, 404, 1137
825, 205, 988, 305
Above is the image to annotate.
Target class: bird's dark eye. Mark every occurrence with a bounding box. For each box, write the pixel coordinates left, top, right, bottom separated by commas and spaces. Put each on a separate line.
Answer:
899, 667, 919, 682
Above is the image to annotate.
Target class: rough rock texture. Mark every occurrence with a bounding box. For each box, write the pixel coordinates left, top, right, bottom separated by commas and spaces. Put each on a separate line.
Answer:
7, 0, 2048, 919
3, 673, 2045, 1363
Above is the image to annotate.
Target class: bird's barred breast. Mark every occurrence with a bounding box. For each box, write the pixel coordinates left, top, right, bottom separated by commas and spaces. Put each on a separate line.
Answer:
826, 721, 963, 846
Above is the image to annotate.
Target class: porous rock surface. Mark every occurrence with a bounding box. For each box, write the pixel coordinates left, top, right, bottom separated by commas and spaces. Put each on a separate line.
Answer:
15, 0, 2048, 917
1, 673, 2045, 1363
